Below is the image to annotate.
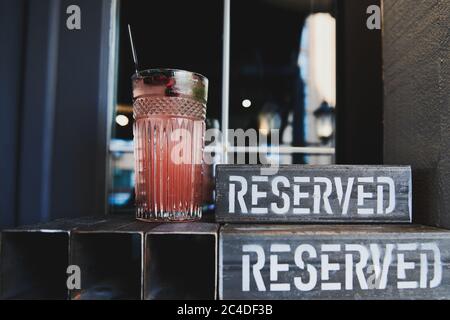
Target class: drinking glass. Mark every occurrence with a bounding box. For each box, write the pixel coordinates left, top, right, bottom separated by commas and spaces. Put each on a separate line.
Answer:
132, 69, 208, 222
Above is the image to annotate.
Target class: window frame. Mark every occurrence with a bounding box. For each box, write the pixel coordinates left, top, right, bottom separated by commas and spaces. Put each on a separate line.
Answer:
220, 0, 335, 163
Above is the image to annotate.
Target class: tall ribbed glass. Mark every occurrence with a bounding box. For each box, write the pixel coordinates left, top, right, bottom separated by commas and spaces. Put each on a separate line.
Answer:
132, 69, 208, 222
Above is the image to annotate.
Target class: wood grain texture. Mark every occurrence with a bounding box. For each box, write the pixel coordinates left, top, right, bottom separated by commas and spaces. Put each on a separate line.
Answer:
220, 224, 450, 300
383, 0, 450, 228
216, 165, 411, 223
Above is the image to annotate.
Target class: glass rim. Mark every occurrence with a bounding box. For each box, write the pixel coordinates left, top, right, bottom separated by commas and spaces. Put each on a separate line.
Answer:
131, 68, 208, 84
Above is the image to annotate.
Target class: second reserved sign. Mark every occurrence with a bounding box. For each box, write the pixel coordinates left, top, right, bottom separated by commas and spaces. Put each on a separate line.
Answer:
219, 225, 450, 300
215, 165, 412, 223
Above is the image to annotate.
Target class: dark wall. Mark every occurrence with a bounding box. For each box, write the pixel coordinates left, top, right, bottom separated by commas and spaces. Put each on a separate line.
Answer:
0, 0, 26, 227
0, 0, 114, 227
383, 0, 450, 228
336, 0, 383, 165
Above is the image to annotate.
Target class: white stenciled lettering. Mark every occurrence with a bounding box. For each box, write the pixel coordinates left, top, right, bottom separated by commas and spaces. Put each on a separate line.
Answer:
242, 245, 266, 291
357, 177, 375, 214
334, 177, 354, 215
368, 243, 394, 289
271, 177, 290, 214
229, 176, 248, 213
240, 242, 442, 294
251, 176, 268, 214
345, 244, 370, 290
227, 174, 405, 217
270, 244, 291, 291
397, 243, 419, 289
321, 244, 341, 290
313, 178, 333, 214
294, 244, 318, 291
377, 177, 396, 214
293, 177, 310, 214
421, 243, 442, 288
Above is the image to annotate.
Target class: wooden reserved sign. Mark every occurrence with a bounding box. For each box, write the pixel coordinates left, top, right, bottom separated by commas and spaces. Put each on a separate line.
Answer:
215, 165, 412, 223
219, 225, 450, 300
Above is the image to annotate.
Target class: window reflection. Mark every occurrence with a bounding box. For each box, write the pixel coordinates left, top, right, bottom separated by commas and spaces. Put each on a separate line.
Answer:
229, 0, 336, 164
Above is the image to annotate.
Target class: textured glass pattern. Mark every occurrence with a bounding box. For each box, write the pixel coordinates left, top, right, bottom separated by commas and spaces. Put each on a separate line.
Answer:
134, 96, 205, 222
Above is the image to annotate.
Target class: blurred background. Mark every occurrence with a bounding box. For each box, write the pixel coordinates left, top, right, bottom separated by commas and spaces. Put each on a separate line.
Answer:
0, 0, 383, 226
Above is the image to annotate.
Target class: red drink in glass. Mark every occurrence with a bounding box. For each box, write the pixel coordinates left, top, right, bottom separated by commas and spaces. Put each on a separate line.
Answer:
132, 69, 208, 221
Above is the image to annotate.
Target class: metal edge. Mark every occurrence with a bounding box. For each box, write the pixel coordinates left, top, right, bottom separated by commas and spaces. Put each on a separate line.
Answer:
218, 225, 224, 301
100, 0, 119, 216
214, 229, 218, 300
1, 229, 71, 234
221, 0, 230, 164
214, 216, 412, 224
215, 164, 413, 170
72, 230, 143, 235
141, 231, 145, 300
0, 232, 3, 299
409, 166, 413, 223
143, 232, 150, 300
146, 223, 219, 235
219, 224, 450, 237
67, 230, 73, 300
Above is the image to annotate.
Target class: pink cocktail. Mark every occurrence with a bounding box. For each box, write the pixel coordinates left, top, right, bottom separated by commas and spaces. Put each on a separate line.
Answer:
132, 69, 208, 222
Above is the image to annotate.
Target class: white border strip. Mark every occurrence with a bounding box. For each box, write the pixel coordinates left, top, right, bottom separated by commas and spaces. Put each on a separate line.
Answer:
227, 146, 335, 155
221, 0, 231, 164
109, 140, 335, 155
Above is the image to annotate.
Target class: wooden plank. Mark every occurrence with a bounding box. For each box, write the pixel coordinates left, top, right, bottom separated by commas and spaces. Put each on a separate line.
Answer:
216, 165, 412, 223
219, 224, 450, 300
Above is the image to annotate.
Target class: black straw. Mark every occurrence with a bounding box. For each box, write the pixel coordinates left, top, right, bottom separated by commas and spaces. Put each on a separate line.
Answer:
128, 24, 139, 74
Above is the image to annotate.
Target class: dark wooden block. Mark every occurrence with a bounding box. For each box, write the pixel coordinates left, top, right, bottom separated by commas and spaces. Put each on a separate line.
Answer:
216, 165, 412, 223
219, 224, 450, 300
